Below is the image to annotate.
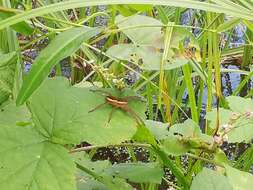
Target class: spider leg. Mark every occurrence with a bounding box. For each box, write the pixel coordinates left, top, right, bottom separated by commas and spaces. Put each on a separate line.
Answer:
123, 106, 144, 126
88, 102, 107, 113
105, 107, 116, 127
90, 89, 113, 97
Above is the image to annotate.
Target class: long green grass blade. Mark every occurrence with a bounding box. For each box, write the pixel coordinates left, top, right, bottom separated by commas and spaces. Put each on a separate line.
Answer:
0, 0, 253, 31
16, 27, 101, 105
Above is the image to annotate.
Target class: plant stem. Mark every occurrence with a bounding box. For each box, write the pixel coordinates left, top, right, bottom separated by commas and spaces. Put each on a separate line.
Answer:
69, 143, 152, 153
185, 153, 224, 167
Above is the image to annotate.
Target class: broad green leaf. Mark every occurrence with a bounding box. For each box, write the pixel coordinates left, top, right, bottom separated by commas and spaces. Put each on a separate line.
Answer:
74, 153, 133, 190
207, 109, 253, 143
206, 97, 253, 143
16, 27, 101, 105
169, 119, 201, 138
74, 152, 111, 174
106, 43, 188, 70
162, 136, 191, 156
77, 179, 107, 190
206, 108, 233, 129
226, 96, 253, 142
228, 117, 253, 143
170, 27, 199, 50
0, 125, 76, 190
0, 102, 30, 126
116, 15, 163, 47
0, 12, 33, 35
226, 165, 253, 190
132, 124, 157, 145
115, 15, 198, 49
105, 162, 164, 184
78, 178, 133, 190
190, 168, 232, 190
161, 119, 213, 155
213, 149, 229, 165
30, 77, 146, 145
227, 96, 253, 114
145, 120, 170, 140
0, 51, 17, 104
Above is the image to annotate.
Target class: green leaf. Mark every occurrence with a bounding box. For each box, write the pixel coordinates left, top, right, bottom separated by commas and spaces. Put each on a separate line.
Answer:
226, 96, 253, 142
74, 152, 111, 174
132, 124, 157, 145
16, 27, 101, 105
74, 153, 133, 190
190, 168, 232, 190
145, 120, 170, 140
169, 119, 201, 138
162, 136, 191, 156
228, 117, 253, 143
0, 125, 76, 190
206, 97, 253, 143
206, 108, 233, 129
0, 102, 30, 126
0, 51, 17, 104
29, 77, 146, 145
0, 12, 33, 35
225, 165, 253, 190
105, 162, 164, 184
116, 14, 163, 47
213, 149, 229, 165
106, 43, 188, 70
227, 96, 253, 114
77, 179, 107, 190
161, 119, 213, 155
78, 178, 133, 190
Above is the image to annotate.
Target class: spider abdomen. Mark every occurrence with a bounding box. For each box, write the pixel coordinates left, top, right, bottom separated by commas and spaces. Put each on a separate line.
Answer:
106, 96, 128, 108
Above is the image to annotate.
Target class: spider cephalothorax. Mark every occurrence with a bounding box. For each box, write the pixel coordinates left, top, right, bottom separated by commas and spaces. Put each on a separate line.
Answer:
89, 89, 144, 126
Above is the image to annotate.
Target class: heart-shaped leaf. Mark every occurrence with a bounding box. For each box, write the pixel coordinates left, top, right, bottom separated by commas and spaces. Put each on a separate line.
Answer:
225, 165, 253, 190
105, 162, 164, 184
161, 119, 213, 155
206, 96, 253, 143
116, 15, 163, 47
74, 153, 133, 190
0, 102, 30, 126
106, 43, 188, 70
0, 124, 76, 190
190, 168, 232, 190
145, 120, 170, 140
29, 77, 146, 145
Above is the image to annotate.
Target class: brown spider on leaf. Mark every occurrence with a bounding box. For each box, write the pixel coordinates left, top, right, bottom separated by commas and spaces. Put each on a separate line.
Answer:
89, 89, 145, 127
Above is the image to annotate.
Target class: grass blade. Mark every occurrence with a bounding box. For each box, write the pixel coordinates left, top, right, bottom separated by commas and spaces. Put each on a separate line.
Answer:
0, 0, 252, 31
16, 27, 101, 105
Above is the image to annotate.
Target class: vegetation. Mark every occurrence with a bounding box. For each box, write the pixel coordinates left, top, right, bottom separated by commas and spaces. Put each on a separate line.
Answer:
0, 0, 253, 189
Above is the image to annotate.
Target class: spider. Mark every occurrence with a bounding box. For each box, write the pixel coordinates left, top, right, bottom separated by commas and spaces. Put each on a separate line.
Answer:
88, 89, 145, 126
